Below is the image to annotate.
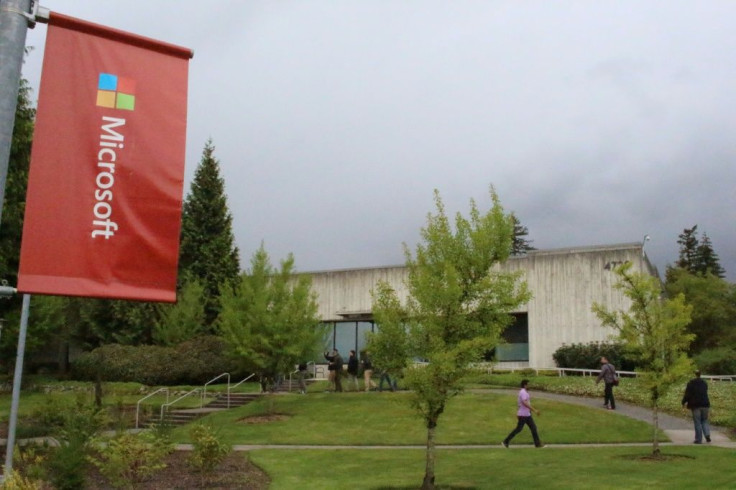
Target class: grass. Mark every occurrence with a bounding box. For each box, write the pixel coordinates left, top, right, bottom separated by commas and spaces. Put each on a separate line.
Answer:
2, 377, 735, 488
170, 390, 663, 445
249, 446, 736, 489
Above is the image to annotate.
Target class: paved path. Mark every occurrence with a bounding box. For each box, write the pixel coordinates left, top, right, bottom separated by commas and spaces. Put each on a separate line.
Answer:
484, 388, 734, 448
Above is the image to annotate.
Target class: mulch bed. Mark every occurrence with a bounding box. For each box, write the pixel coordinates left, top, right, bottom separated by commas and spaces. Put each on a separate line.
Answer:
85, 451, 270, 489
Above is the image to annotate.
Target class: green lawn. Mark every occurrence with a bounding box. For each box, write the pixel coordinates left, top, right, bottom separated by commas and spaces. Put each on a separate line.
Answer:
171, 391, 663, 445
250, 446, 736, 489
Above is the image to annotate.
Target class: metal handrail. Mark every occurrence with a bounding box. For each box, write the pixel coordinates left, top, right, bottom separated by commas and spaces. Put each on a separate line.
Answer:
160, 388, 201, 423
135, 387, 169, 429
202, 373, 230, 408
230, 373, 256, 393
477, 364, 735, 381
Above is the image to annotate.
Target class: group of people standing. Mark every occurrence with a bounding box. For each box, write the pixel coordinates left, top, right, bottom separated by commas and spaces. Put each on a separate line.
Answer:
502, 357, 713, 447
322, 349, 389, 393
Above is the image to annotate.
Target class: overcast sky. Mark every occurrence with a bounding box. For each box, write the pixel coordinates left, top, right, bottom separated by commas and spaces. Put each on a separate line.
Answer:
20, 1, 736, 281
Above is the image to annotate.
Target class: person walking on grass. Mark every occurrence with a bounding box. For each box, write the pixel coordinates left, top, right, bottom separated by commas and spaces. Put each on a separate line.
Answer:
682, 370, 711, 444
595, 356, 617, 410
502, 379, 545, 448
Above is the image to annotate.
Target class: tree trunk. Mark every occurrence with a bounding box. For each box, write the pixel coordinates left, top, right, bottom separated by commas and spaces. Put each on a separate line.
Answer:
652, 402, 660, 456
421, 422, 437, 490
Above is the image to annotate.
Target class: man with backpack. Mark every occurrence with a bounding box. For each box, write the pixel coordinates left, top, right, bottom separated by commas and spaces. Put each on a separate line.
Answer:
595, 356, 618, 410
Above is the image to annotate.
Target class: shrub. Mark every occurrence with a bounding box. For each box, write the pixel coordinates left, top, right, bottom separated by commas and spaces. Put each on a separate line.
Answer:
47, 440, 87, 490
71, 336, 241, 385
188, 423, 232, 486
175, 336, 244, 384
694, 347, 736, 375
88, 431, 172, 489
0, 469, 44, 490
552, 341, 636, 371
46, 396, 108, 490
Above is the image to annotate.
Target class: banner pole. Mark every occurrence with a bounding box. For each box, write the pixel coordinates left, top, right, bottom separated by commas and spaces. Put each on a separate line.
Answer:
0, 0, 33, 230
3, 294, 31, 476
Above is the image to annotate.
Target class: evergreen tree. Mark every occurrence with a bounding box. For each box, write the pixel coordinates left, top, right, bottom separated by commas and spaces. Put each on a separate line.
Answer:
511, 214, 536, 255
369, 188, 531, 489
695, 233, 725, 278
153, 277, 206, 346
218, 245, 326, 389
0, 79, 35, 366
179, 140, 240, 326
675, 225, 699, 272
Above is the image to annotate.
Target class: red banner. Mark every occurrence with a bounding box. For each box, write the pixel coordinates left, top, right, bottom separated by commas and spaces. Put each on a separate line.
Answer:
18, 13, 193, 302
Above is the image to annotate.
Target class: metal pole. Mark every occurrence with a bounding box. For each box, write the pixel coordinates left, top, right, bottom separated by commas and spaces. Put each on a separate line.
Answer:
4, 294, 31, 475
0, 0, 33, 229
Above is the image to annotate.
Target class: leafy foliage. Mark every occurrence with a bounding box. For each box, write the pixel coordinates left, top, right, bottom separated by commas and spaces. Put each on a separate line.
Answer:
179, 140, 240, 327
552, 341, 637, 371
88, 431, 172, 489
71, 336, 240, 385
188, 423, 232, 485
368, 187, 531, 489
218, 245, 327, 384
153, 278, 206, 345
665, 267, 736, 354
593, 262, 694, 455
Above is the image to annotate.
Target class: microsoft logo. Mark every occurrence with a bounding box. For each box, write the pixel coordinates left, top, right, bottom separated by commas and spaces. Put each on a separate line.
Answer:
96, 73, 136, 111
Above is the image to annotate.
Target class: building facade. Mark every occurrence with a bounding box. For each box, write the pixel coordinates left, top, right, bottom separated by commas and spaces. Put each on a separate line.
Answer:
306, 242, 656, 368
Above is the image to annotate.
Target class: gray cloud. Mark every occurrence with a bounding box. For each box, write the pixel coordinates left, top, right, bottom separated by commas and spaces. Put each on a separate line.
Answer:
21, 1, 736, 280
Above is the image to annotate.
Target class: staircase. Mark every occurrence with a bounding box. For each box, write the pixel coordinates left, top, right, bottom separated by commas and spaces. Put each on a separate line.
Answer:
148, 392, 263, 427
206, 392, 263, 409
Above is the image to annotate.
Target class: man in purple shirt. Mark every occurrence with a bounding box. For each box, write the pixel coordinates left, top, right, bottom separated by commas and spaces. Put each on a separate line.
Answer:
502, 379, 545, 448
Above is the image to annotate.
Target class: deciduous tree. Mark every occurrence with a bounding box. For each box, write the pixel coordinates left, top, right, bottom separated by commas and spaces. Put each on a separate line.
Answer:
593, 262, 693, 456
369, 188, 530, 489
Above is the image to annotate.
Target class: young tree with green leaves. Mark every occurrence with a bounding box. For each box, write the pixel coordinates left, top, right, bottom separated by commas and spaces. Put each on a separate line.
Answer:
369, 188, 531, 490
593, 262, 693, 456
179, 140, 240, 327
153, 277, 206, 346
218, 245, 326, 390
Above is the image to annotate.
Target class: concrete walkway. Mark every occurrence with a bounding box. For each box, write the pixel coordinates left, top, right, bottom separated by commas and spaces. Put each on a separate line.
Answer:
485, 388, 735, 448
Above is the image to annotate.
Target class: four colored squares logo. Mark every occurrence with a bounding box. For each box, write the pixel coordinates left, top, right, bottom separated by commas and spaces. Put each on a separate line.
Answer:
96, 73, 136, 111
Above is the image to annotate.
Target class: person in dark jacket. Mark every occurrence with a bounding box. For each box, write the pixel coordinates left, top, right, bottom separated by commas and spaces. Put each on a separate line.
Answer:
681, 370, 711, 444
347, 350, 360, 391
595, 357, 617, 410
324, 350, 337, 391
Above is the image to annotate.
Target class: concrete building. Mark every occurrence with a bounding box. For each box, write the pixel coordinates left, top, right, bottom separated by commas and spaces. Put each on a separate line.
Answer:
307, 242, 657, 368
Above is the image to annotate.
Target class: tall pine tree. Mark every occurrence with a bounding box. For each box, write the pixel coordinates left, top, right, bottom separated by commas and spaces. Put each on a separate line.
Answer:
672, 225, 726, 278
675, 225, 699, 272
695, 233, 725, 278
510, 214, 536, 255
179, 140, 240, 327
